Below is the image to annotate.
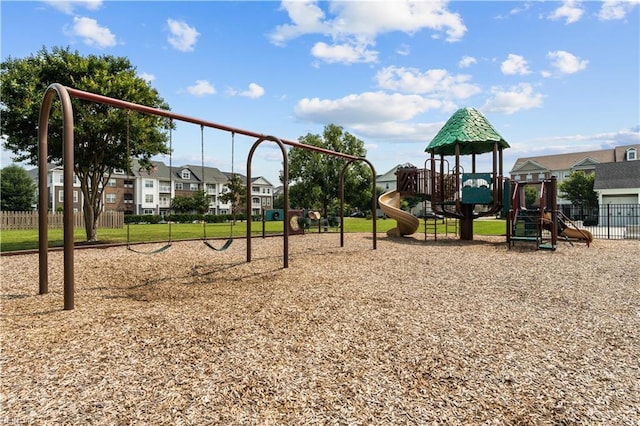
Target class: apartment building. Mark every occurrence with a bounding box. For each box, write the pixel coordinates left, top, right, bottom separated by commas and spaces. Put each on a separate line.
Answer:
36, 164, 84, 212
509, 144, 639, 203
223, 173, 275, 216
32, 161, 274, 215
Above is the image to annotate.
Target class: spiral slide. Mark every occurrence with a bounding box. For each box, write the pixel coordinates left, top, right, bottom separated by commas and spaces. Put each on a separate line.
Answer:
378, 190, 420, 237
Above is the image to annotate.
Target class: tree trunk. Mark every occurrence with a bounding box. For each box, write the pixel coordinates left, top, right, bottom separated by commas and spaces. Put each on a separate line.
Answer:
83, 201, 98, 242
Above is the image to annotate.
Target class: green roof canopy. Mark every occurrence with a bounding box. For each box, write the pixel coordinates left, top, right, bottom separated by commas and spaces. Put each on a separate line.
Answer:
426, 107, 510, 156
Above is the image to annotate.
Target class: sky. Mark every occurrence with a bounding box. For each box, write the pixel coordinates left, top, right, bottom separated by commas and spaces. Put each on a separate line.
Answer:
1, 0, 639, 186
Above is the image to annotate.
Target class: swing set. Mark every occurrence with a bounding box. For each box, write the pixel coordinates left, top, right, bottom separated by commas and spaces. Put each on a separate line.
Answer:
37, 83, 378, 310
200, 125, 234, 252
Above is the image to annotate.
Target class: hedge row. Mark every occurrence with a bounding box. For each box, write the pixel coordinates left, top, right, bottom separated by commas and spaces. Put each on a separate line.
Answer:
124, 213, 260, 224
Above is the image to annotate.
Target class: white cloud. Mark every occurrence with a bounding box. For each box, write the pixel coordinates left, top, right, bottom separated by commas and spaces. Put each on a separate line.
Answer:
166, 19, 199, 52
598, 0, 640, 20
269, 1, 466, 64
311, 41, 379, 64
547, 50, 588, 74
548, 1, 584, 24
186, 80, 216, 96
375, 66, 481, 99
483, 83, 545, 115
45, 0, 102, 15
396, 44, 410, 56
66, 16, 116, 48
138, 72, 155, 83
295, 91, 449, 125
458, 55, 477, 68
500, 54, 531, 75
240, 83, 265, 99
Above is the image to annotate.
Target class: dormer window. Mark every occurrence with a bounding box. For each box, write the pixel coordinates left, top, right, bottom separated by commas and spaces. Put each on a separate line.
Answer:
181, 170, 191, 179
626, 148, 637, 161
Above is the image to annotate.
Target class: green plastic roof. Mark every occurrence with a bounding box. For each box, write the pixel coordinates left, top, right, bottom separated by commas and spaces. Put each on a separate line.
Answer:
425, 107, 510, 156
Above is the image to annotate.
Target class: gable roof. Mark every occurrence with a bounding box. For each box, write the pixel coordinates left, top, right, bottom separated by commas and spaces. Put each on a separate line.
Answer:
593, 161, 640, 190
251, 176, 274, 186
510, 144, 640, 173
181, 164, 228, 183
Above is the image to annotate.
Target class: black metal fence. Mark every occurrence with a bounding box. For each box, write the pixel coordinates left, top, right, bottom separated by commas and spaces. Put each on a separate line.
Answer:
558, 203, 640, 240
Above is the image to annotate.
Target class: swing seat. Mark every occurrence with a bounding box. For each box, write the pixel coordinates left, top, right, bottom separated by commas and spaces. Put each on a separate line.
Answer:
127, 243, 172, 255
203, 238, 233, 251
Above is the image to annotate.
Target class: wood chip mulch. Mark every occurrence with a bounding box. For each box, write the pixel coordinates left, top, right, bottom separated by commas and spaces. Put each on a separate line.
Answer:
1, 233, 639, 424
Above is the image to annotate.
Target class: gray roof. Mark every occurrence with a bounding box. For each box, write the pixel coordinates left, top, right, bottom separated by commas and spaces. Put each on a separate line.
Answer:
511, 144, 640, 173
181, 164, 228, 183
593, 161, 640, 190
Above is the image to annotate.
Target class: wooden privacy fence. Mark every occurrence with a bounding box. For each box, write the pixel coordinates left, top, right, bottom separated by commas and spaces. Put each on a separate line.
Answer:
1, 211, 124, 230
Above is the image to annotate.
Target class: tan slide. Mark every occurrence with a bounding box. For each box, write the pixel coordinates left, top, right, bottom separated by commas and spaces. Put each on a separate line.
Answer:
561, 227, 594, 244
378, 190, 419, 237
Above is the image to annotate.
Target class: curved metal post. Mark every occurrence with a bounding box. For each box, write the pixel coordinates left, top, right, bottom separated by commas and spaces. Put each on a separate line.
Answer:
246, 136, 289, 268
38, 83, 75, 310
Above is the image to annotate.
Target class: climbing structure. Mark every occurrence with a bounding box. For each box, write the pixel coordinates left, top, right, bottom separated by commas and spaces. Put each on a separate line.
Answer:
394, 108, 510, 240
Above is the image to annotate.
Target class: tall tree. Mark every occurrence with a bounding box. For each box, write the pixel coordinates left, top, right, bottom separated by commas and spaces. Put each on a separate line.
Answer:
1, 47, 171, 241
0, 165, 36, 211
558, 171, 598, 207
282, 124, 372, 217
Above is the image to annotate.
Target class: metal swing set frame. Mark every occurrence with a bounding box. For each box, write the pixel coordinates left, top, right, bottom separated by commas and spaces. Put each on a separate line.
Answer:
37, 83, 377, 310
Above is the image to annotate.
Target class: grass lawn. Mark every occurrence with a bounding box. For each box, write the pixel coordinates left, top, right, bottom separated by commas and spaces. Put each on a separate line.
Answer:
0, 217, 507, 253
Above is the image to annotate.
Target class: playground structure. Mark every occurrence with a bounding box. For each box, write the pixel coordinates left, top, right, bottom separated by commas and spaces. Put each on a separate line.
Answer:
378, 107, 510, 240
506, 178, 593, 250
37, 83, 377, 310
378, 107, 594, 248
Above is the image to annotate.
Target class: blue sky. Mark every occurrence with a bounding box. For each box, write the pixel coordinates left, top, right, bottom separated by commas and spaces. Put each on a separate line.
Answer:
2, 0, 639, 185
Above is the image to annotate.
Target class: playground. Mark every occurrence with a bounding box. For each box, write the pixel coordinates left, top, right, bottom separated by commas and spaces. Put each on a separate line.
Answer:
1, 233, 638, 424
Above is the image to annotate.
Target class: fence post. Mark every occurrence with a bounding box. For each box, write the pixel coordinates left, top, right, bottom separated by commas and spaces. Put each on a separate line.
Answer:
606, 204, 610, 240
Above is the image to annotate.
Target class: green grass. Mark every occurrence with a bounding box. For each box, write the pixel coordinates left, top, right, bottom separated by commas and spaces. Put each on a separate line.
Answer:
0, 217, 507, 252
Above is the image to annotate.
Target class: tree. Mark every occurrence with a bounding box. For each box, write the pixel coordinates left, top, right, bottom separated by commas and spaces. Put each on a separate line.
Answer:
558, 171, 598, 207
0, 165, 36, 211
524, 186, 538, 208
1, 47, 171, 241
171, 191, 209, 214
282, 124, 372, 217
219, 174, 246, 218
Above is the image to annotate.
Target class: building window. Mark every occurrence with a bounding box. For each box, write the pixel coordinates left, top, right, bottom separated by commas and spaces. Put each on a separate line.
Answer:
627, 148, 637, 161
252, 186, 259, 193
175, 182, 183, 190
181, 170, 191, 180
538, 173, 545, 181
124, 179, 134, 188
124, 193, 133, 204
190, 183, 199, 191
145, 180, 154, 188
143, 209, 154, 215
58, 191, 64, 202
526, 174, 532, 182
73, 191, 78, 203
145, 194, 154, 203
514, 175, 521, 181
252, 197, 260, 205
107, 179, 117, 187
114, 169, 125, 175
106, 193, 116, 203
